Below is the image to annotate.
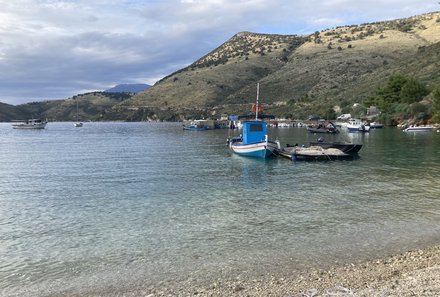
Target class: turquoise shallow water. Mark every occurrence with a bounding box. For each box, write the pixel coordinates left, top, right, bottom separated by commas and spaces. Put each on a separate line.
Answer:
0, 122, 439, 296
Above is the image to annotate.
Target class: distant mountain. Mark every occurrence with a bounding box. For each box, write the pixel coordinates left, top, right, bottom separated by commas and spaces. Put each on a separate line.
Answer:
104, 84, 151, 93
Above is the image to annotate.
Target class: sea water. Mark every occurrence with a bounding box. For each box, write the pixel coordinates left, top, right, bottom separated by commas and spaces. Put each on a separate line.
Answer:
0, 122, 439, 296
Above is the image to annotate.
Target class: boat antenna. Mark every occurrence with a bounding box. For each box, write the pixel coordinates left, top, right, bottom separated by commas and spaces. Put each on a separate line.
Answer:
255, 82, 259, 120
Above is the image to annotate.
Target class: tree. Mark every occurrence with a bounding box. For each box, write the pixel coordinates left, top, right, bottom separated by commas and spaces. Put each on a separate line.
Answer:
400, 77, 429, 103
432, 85, 440, 123
324, 107, 336, 120
364, 74, 428, 114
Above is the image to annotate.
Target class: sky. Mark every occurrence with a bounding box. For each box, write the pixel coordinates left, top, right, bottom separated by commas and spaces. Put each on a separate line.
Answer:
0, 0, 438, 105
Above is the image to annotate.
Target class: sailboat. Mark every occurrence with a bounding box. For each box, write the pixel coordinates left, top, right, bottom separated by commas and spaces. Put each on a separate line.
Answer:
74, 98, 83, 127
228, 83, 280, 158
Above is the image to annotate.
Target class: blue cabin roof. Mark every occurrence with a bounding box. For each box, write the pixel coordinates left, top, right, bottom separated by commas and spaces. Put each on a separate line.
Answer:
242, 121, 267, 144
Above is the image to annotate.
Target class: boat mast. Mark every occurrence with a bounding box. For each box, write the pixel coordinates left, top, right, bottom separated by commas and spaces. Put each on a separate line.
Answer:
255, 83, 259, 120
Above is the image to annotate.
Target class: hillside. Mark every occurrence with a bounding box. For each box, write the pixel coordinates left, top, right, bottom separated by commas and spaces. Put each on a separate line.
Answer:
124, 11, 440, 119
14, 92, 136, 122
126, 33, 304, 110
0, 102, 29, 122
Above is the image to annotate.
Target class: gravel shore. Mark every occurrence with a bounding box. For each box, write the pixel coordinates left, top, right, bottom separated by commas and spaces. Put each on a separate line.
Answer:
53, 244, 440, 297
140, 244, 440, 297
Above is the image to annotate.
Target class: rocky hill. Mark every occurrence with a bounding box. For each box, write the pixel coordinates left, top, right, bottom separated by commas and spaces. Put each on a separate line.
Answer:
125, 11, 440, 120
126, 33, 304, 109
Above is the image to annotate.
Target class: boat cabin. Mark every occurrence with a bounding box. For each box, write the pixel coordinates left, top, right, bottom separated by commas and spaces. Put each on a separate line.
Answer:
242, 121, 267, 144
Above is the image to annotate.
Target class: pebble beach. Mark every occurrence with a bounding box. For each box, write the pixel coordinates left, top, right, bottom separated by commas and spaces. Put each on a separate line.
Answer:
56, 244, 440, 297
147, 245, 440, 297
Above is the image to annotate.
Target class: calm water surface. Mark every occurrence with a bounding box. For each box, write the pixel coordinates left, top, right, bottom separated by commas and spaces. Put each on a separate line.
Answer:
0, 122, 439, 296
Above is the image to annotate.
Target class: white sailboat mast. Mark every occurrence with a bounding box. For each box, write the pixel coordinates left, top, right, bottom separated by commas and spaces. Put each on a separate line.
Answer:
255, 82, 259, 120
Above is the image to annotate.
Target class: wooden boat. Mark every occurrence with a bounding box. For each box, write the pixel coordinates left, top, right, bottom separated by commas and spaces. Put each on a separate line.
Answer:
228, 121, 280, 158
12, 119, 47, 129
309, 140, 362, 154
277, 145, 352, 161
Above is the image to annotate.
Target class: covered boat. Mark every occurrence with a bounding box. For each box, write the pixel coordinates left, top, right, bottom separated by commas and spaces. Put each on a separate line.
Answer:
309, 140, 362, 154
277, 145, 352, 161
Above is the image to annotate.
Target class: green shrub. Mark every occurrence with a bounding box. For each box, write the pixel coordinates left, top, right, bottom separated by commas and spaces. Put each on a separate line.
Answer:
400, 77, 429, 103
432, 85, 440, 122
364, 74, 428, 114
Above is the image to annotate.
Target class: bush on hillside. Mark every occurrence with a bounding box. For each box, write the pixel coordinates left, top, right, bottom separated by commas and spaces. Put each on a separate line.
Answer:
400, 77, 429, 103
432, 85, 440, 123
364, 74, 429, 116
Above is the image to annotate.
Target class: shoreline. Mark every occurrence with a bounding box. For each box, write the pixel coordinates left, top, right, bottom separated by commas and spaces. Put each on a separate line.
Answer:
150, 244, 440, 297
57, 243, 440, 297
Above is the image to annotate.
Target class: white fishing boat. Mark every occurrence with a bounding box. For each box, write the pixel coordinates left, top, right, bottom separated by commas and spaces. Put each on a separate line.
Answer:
347, 119, 370, 132
369, 122, 384, 129
403, 125, 433, 132
12, 119, 47, 129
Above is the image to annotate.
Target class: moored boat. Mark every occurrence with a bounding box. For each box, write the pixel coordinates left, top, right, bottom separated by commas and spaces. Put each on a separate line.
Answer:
228, 83, 280, 159
276, 145, 351, 161
369, 122, 384, 129
12, 119, 47, 129
309, 140, 362, 154
402, 125, 433, 132
228, 120, 280, 158
74, 98, 83, 127
347, 119, 370, 132
306, 121, 339, 134
183, 121, 209, 131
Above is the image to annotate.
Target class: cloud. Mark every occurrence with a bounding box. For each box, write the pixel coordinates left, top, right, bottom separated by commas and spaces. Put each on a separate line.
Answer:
0, 0, 438, 105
